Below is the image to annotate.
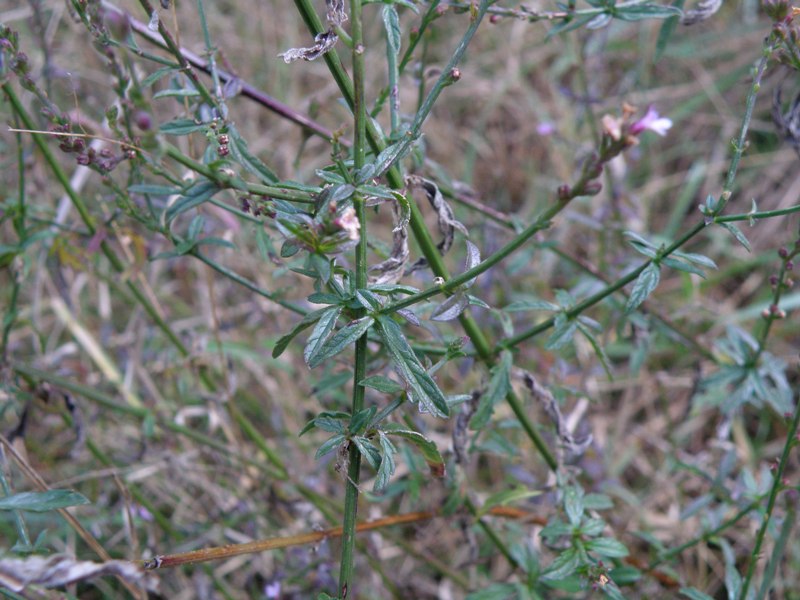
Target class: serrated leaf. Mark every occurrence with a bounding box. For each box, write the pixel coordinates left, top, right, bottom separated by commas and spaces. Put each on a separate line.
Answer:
352, 436, 382, 470
164, 180, 219, 224
541, 547, 581, 581
376, 315, 449, 417
382, 5, 402, 55
586, 537, 629, 558
430, 293, 469, 322
545, 317, 578, 350
470, 351, 512, 430
349, 406, 377, 436
386, 429, 445, 477
303, 306, 342, 366
299, 410, 349, 436
720, 222, 751, 252
308, 316, 375, 368
0, 490, 90, 512
158, 118, 206, 135
359, 375, 404, 394
374, 432, 397, 492
315, 434, 345, 459
272, 307, 330, 358
227, 125, 278, 184
626, 262, 660, 313
477, 485, 542, 517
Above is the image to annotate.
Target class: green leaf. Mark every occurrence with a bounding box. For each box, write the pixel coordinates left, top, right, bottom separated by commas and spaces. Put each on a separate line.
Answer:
164, 180, 219, 224
583, 493, 614, 510
303, 306, 342, 366
545, 315, 578, 350
227, 125, 278, 184
142, 66, 179, 88
375, 432, 397, 492
153, 87, 201, 99
315, 434, 345, 459
586, 537, 629, 558
577, 322, 612, 379
662, 256, 706, 278
352, 436, 382, 470
272, 307, 330, 358
158, 118, 206, 135
547, 14, 597, 38
0, 490, 90, 512
504, 299, 559, 312
349, 406, 377, 435
477, 485, 542, 517
470, 351, 512, 430
672, 250, 717, 269
541, 547, 581, 581
626, 262, 660, 313
386, 429, 445, 478
383, 5, 402, 57
720, 222, 751, 252
128, 184, 181, 195
654, 0, 683, 62
614, 3, 683, 20
299, 411, 349, 435
375, 315, 449, 417
679, 588, 715, 600
564, 486, 584, 526
308, 316, 375, 368
359, 375, 404, 394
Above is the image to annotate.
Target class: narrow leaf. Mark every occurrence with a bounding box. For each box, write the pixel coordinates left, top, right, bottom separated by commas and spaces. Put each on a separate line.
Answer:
164, 180, 219, 224
477, 485, 542, 517
386, 429, 445, 478
227, 125, 279, 184
303, 307, 342, 366
430, 293, 469, 322
470, 351, 512, 430
720, 222, 751, 252
626, 262, 660, 313
376, 315, 449, 417
0, 490, 90, 512
308, 316, 375, 368
272, 307, 330, 358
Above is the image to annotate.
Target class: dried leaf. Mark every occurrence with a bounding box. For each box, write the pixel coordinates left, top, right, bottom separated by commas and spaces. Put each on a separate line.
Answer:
326, 0, 348, 26
681, 0, 721, 24
369, 201, 409, 285
523, 372, 592, 462
405, 175, 468, 273
279, 30, 339, 63
0, 555, 155, 593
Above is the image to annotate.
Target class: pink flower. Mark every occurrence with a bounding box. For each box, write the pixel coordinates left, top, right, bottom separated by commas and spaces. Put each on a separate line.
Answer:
630, 106, 672, 137
334, 206, 360, 241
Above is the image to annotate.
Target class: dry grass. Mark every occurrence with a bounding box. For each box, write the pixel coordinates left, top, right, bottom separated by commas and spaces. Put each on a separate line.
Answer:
1, 0, 799, 598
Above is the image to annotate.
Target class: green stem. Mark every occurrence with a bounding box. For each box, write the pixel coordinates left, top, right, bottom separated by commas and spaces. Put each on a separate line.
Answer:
339, 0, 368, 595
163, 143, 314, 203
648, 500, 760, 569
738, 400, 800, 599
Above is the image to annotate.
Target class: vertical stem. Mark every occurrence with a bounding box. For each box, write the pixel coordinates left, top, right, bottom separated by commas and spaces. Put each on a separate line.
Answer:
339, 0, 367, 596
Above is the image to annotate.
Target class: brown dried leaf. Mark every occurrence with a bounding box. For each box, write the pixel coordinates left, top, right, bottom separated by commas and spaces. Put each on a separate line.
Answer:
681, 0, 722, 24
523, 372, 592, 463
0, 555, 155, 593
279, 30, 339, 63
369, 202, 409, 285
405, 175, 468, 273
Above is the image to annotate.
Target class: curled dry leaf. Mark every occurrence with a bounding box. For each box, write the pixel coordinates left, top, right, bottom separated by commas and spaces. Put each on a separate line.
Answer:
681, 0, 722, 24
0, 555, 156, 593
405, 175, 468, 273
279, 0, 347, 63
523, 372, 592, 463
369, 201, 409, 285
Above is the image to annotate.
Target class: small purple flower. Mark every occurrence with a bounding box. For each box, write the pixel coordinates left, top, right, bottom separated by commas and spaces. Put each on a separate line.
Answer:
630, 106, 672, 137
536, 122, 556, 136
